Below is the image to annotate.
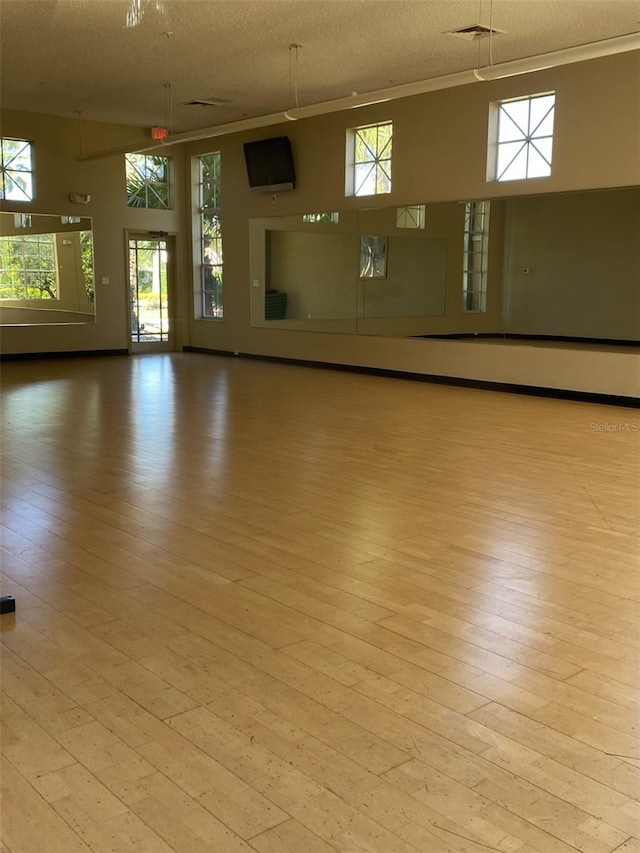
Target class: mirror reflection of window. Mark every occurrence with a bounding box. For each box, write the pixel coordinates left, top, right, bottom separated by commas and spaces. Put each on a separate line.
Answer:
462, 201, 490, 312
250, 187, 639, 341
0, 213, 95, 324
302, 212, 340, 224
0, 232, 57, 299
396, 205, 425, 229
14, 213, 32, 229
359, 235, 388, 278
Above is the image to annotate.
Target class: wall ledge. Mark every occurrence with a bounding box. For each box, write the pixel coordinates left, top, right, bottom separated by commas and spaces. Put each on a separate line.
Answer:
182, 346, 640, 409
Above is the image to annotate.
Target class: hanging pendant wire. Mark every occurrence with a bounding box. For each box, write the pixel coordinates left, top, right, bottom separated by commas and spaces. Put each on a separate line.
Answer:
488, 0, 495, 66
164, 82, 173, 134
477, 0, 495, 68
75, 110, 84, 156
289, 43, 301, 108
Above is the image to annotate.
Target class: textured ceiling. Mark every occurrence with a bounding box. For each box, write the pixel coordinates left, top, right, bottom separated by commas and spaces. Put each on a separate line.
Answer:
1, 0, 639, 132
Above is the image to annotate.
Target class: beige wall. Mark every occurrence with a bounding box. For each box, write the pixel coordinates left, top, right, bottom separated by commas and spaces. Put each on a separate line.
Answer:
504, 188, 640, 340
0, 306, 94, 324
1, 51, 639, 396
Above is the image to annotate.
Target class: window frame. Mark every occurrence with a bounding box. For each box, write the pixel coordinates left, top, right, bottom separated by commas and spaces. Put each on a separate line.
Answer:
125, 152, 171, 209
396, 204, 425, 230
462, 200, 490, 313
0, 137, 35, 202
0, 232, 58, 301
345, 121, 393, 197
487, 92, 556, 183
302, 212, 340, 224
194, 151, 223, 319
359, 235, 388, 279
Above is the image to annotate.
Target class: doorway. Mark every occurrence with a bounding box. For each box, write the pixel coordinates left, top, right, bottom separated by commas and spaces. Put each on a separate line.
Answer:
127, 234, 174, 352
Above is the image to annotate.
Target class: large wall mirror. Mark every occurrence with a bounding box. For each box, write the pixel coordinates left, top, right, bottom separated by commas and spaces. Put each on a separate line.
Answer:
250, 186, 639, 345
0, 212, 95, 325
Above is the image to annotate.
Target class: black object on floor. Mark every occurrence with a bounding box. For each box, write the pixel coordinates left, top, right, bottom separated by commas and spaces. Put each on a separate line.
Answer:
0, 595, 16, 614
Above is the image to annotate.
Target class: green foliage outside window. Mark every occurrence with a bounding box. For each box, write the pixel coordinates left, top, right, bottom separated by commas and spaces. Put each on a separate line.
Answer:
0, 138, 34, 201
125, 153, 170, 208
0, 233, 57, 299
200, 152, 221, 209
199, 152, 223, 317
80, 231, 95, 304
353, 122, 392, 196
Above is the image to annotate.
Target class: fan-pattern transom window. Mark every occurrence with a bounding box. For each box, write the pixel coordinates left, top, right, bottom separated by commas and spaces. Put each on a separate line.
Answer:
359, 235, 388, 278
348, 122, 393, 197
495, 93, 555, 181
397, 204, 425, 229
125, 153, 170, 208
0, 138, 34, 201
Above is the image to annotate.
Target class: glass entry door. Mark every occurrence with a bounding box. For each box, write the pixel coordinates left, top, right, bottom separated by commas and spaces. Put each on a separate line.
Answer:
128, 235, 173, 351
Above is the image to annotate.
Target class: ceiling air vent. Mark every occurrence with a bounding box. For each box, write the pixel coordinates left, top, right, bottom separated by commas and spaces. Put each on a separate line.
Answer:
446, 24, 505, 41
182, 98, 230, 107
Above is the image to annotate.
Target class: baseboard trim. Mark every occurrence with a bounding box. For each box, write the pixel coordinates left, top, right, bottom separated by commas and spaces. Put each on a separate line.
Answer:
182, 347, 639, 408
1, 349, 129, 361
415, 333, 640, 347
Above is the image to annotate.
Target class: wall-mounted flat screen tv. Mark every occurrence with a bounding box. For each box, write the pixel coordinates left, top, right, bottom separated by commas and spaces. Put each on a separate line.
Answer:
243, 136, 296, 193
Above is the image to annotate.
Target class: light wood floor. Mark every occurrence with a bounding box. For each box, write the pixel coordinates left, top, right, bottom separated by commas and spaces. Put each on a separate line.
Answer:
1, 353, 639, 853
